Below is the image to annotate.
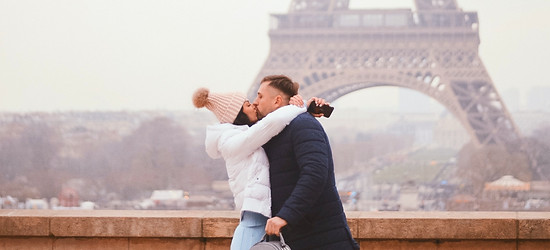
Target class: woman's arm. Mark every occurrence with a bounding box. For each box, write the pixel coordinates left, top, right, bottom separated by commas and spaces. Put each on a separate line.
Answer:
219, 105, 305, 160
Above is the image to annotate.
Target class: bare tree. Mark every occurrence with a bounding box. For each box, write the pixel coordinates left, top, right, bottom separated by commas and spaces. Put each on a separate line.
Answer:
0, 122, 61, 198
522, 126, 550, 181
456, 142, 531, 196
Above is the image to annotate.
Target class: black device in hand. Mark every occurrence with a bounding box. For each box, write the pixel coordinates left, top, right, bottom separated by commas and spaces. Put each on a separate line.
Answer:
307, 101, 334, 118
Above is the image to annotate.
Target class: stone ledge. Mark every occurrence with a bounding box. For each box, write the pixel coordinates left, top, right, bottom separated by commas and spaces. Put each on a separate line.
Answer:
518, 212, 550, 239
50, 210, 205, 238
0, 210, 50, 236
355, 211, 519, 239
1, 210, 550, 240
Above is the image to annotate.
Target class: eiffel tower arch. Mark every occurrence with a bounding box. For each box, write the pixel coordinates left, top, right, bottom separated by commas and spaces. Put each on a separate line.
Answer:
247, 0, 520, 146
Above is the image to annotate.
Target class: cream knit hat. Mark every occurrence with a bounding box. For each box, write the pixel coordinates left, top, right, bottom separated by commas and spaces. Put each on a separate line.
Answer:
192, 88, 247, 124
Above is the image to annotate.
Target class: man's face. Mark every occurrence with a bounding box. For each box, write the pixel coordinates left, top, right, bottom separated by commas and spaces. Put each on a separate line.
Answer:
253, 81, 280, 120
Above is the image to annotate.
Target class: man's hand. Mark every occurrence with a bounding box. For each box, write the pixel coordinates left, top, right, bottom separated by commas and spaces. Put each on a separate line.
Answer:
265, 216, 288, 236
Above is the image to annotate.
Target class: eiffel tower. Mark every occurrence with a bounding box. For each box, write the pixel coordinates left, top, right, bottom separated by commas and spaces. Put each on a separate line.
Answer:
247, 0, 520, 146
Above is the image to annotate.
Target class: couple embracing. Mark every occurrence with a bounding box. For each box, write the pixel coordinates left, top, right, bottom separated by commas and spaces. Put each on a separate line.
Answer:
192, 75, 359, 250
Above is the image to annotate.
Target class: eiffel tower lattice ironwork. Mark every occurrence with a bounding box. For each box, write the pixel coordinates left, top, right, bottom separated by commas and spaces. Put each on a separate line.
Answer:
247, 0, 520, 146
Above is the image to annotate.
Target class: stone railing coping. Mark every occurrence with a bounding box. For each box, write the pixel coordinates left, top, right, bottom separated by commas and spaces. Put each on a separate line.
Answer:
2, 210, 550, 240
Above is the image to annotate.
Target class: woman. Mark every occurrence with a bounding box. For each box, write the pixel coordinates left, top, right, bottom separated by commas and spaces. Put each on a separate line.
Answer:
192, 87, 318, 249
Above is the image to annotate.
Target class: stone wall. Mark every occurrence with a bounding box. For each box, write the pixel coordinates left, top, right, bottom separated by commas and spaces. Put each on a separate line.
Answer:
1, 210, 549, 249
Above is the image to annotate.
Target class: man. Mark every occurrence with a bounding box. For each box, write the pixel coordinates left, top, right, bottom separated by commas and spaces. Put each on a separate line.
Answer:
253, 75, 359, 250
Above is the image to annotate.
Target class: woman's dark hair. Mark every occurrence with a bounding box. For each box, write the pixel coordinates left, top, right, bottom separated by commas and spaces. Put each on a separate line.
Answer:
233, 106, 253, 126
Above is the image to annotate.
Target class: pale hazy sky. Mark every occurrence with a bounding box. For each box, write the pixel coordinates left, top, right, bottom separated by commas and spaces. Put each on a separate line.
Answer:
1, 0, 549, 112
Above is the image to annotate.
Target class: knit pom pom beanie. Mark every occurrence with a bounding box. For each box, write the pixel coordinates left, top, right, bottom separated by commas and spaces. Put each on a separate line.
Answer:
192, 88, 246, 124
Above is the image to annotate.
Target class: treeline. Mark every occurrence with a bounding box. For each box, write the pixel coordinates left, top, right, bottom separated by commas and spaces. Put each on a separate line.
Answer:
1, 111, 550, 205
0, 113, 419, 204
0, 116, 226, 202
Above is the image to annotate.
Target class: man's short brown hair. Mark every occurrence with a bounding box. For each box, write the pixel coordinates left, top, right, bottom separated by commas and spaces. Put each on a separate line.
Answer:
261, 75, 300, 99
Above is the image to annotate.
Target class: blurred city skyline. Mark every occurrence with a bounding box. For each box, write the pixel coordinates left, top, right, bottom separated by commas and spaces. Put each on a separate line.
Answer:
1, 0, 549, 112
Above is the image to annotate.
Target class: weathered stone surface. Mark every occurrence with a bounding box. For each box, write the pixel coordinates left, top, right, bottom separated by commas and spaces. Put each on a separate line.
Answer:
346, 211, 361, 238
53, 237, 128, 250
0, 237, 52, 250
205, 238, 232, 250
360, 240, 439, 250
438, 240, 516, 250
202, 210, 239, 238
518, 240, 550, 250
0, 210, 50, 236
360, 240, 516, 250
130, 238, 203, 250
357, 211, 517, 239
50, 210, 204, 238
518, 212, 550, 239
1, 210, 550, 249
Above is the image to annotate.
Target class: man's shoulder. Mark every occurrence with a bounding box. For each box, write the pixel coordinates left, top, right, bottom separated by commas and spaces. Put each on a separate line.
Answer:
288, 112, 321, 130
290, 112, 316, 122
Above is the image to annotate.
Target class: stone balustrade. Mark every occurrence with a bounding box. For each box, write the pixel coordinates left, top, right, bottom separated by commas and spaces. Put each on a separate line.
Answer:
1, 210, 549, 249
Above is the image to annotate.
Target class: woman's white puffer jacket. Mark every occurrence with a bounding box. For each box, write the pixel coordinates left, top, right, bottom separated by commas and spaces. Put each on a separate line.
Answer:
204, 105, 305, 218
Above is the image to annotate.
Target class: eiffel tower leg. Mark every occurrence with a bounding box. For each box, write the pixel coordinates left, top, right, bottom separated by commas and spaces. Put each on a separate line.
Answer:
248, 39, 520, 147
443, 61, 520, 146
247, 1, 521, 147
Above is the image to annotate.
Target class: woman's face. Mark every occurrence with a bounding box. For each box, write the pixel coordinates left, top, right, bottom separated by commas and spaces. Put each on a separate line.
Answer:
242, 100, 258, 124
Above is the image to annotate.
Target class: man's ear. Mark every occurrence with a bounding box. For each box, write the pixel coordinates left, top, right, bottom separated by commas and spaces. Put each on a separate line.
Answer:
274, 95, 282, 106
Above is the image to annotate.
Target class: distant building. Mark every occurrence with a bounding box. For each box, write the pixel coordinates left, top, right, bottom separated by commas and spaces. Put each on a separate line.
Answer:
25, 199, 49, 209
398, 88, 433, 113
433, 112, 469, 149
510, 111, 550, 136
58, 187, 79, 207
149, 190, 189, 209
501, 88, 521, 112
386, 117, 435, 146
527, 86, 550, 112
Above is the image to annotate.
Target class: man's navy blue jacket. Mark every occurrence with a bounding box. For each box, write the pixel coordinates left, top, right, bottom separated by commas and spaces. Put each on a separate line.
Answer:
263, 112, 359, 250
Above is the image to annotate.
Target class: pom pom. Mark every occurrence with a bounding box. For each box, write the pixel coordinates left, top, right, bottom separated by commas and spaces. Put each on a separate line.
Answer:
192, 88, 210, 108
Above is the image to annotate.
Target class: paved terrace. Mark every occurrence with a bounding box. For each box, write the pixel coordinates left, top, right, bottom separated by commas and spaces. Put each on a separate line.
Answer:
1, 210, 549, 249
